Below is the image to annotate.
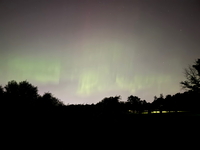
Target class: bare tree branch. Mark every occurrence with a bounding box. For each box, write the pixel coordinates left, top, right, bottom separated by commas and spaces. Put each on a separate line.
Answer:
181, 59, 200, 92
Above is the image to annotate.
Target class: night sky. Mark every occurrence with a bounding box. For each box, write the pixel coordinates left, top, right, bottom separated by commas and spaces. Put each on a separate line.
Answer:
1, 0, 200, 104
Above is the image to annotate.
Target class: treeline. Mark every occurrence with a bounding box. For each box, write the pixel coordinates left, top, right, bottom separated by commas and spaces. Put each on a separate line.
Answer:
0, 59, 200, 115
0, 80, 200, 115
61, 91, 200, 117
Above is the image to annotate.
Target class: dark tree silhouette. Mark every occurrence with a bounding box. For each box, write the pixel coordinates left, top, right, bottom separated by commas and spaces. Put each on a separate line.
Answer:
0, 86, 3, 95
127, 95, 142, 113
180, 59, 200, 92
96, 96, 121, 114
140, 99, 147, 111
3, 80, 39, 107
4, 80, 20, 106
1, 80, 64, 108
127, 95, 140, 104
38, 92, 65, 107
164, 94, 173, 112
4, 80, 18, 98
18, 81, 39, 105
0, 85, 4, 101
151, 94, 164, 113
98, 96, 121, 106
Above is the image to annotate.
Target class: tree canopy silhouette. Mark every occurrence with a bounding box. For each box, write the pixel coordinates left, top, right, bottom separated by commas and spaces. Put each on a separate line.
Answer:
180, 59, 200, 92
127, 95, 141, 105
37, 92, 65, 107
3, 80, 39, 106
127, 95, 147, 113
96, 96, 121, 114
1, 80, 64, 107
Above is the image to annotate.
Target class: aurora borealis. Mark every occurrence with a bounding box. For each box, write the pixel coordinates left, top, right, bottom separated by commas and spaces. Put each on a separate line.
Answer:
1, 0, 200, 104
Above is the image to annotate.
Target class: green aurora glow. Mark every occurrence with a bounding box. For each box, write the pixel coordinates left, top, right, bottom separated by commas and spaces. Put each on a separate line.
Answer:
1, 0, 199, 104
6, 56, 61, 84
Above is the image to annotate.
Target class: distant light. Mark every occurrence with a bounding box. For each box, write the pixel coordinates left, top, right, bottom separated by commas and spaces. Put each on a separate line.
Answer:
152, 111, 160, 113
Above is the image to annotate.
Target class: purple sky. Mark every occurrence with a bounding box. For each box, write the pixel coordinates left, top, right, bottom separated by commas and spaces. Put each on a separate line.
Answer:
0, 0, 200, 104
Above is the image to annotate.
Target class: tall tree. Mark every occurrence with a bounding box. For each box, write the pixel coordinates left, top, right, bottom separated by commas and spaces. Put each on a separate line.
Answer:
4, 80, 39, 106
180, 59, 200, 92
4, 80, 19, 106
18, 81, 39, 104
127, 95, 142, 113
151, 94, 164, 112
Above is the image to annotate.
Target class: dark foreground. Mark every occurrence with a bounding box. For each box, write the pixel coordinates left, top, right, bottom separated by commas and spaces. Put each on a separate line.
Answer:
1, 110, 199, 149
4, 109, 200, 126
